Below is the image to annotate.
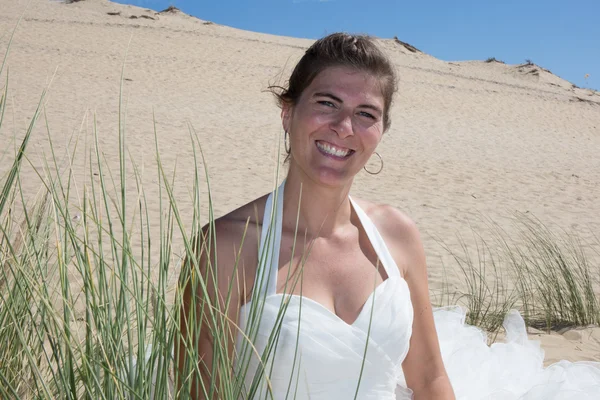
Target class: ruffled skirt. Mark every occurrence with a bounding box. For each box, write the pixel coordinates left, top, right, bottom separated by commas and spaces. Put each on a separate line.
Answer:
422, 307, 600, 399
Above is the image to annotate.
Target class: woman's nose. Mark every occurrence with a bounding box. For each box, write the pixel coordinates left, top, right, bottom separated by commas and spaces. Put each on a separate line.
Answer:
330, 112, 354, 138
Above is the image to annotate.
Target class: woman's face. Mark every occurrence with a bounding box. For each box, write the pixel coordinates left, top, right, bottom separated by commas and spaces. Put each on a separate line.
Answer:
282, 66, 385, 187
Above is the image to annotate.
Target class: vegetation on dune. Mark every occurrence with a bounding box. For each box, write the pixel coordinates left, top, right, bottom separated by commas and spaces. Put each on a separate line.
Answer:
433, 217, 600, 336
485, 57, 505, 64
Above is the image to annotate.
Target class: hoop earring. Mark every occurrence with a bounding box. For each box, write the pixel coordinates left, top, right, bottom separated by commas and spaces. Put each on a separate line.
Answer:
363, 152, 383, 175
284, 131, 291, 153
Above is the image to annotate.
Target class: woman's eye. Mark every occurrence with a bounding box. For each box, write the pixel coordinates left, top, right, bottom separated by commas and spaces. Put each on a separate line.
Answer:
318, 100, 335, 107
359, 111, 376, 119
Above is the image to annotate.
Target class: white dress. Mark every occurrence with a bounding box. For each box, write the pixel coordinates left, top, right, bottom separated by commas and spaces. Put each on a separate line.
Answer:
234, 182, 600, 399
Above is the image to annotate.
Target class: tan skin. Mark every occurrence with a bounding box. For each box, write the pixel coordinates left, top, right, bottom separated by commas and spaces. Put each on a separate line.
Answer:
178, 66, 455, 399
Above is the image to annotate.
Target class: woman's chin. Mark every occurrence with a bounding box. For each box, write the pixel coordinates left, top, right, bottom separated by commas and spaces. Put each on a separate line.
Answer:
288, 158, 357, 188
311, 167, 355, 187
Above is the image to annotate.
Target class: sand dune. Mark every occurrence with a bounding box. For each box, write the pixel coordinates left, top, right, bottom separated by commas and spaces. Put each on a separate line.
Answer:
1, 0, 599, 363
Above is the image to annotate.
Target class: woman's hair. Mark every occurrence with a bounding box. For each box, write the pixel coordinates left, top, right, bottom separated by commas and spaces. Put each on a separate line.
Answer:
273, 32, 397, 133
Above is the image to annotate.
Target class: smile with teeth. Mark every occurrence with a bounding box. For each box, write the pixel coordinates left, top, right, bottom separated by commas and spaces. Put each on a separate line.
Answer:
316, 141, 353, 158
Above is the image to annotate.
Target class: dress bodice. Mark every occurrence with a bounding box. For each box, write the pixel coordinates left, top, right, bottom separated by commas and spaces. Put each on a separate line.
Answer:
234, 181, 414, 400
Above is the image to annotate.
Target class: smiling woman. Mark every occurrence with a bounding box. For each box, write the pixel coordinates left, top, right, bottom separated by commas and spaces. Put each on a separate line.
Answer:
177, 32, 453, 400
271, 33, 396, 188
177, 33, 600, 400
282, 66, 385, 185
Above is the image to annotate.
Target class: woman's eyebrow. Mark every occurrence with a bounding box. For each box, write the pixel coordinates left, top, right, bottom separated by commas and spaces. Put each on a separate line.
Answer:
314, 92, 343, 103
313, 92, 382, 114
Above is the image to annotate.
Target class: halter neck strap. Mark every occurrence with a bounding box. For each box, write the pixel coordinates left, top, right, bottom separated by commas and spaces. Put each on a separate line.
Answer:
255, 181, 400, 299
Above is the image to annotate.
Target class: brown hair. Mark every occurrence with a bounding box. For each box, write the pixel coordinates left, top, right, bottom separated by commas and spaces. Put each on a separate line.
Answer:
273, 32, 397, 134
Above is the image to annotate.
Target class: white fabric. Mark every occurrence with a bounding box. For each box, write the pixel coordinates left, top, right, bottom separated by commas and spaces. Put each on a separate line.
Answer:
433, 307, 600, 399
235, 181, 600, 399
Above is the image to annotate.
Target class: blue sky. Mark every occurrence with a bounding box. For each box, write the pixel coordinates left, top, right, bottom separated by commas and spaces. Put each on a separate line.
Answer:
114, 0, 599, 89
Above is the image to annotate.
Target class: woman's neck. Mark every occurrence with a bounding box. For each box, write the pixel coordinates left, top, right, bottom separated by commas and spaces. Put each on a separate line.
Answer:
282, 166, 354, 239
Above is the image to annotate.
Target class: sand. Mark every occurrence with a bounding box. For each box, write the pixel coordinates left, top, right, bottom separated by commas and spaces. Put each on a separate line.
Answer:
1, 0, 599, 364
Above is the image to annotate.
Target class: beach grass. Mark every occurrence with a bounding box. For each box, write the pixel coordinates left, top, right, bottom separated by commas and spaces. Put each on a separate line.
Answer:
0, 33, 299, 395
435, 216, 600, 336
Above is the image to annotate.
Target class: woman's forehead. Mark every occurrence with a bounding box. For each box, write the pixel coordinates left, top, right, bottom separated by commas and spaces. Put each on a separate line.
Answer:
306, 67, 384, 102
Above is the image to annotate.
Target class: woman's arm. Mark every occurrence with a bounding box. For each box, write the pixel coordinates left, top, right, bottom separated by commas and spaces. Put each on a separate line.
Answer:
377, 206, 455, 399
176, 221, 251, 399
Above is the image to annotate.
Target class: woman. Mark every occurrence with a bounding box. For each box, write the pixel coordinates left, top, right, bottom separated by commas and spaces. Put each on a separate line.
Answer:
177, 33, 599, 400
178, 32, 453, 399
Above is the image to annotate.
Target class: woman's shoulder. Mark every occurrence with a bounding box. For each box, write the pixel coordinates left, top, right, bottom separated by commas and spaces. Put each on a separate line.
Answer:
352, 197, 424, 277
352, 197, 419, 239
203, 193, 272, 269
208, 193, 270, 249
198, 193, 271, 301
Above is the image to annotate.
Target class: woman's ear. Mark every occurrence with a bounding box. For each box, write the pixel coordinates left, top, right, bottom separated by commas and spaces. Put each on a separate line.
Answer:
281, 102, 293, 133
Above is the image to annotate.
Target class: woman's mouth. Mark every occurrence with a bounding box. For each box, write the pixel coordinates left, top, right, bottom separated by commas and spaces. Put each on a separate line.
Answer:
315, 141, 354, 160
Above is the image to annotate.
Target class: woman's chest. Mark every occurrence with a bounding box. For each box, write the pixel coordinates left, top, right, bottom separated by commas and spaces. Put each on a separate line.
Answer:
274, 238, 390, 324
